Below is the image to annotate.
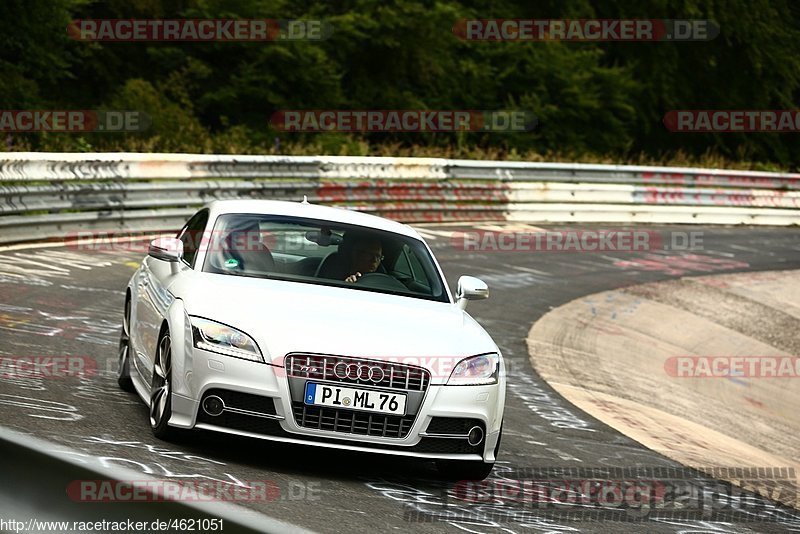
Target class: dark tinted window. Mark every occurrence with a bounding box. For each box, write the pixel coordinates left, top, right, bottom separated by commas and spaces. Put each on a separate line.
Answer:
201, 214, 448, 302
178, 209, 209, 268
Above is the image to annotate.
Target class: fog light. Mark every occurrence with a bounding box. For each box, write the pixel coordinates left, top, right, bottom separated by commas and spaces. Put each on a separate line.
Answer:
202, 395, 225, 416
467, 425, 484, 446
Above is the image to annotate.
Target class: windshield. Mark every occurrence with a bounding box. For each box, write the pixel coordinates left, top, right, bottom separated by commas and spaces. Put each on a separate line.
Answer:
201, 213, 448, 302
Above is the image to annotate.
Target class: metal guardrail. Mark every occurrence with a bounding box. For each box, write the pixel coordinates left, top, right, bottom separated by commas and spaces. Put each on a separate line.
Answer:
1, 152, 799, 244
0, 425, 312, 534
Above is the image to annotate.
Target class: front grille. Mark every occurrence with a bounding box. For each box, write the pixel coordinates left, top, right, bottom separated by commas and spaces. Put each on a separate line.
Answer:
292, 402, 415, 438
286, 354, 430, 392
196, 389, 279, 431
426, 417, 483, 435
413, 438, 483, 454
198, 410, 284, 434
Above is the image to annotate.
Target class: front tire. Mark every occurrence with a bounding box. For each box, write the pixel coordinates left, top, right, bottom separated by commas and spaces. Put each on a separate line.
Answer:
117, 298, 135, 392
149, 331, 177, 440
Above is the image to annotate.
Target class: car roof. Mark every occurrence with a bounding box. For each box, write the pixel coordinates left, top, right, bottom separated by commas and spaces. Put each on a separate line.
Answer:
204, 199, 420, 238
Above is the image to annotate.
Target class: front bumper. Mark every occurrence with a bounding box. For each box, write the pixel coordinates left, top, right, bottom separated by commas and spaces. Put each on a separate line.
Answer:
169, 347, 505, 462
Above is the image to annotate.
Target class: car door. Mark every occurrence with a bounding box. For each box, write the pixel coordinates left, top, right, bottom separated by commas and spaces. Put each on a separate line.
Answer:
133, 209, 209, 385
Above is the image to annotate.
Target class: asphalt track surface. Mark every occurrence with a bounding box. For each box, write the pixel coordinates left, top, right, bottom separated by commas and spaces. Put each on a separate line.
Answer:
0, 224, 799, 533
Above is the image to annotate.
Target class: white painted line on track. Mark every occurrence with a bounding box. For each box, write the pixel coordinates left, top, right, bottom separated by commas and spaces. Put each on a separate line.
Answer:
703, 250, 737, 258
728, 244, 762, 253
509, 265, 552, 276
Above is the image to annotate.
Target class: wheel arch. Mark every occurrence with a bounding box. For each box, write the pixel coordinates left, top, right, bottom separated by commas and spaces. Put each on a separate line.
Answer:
162, 298, 192, 401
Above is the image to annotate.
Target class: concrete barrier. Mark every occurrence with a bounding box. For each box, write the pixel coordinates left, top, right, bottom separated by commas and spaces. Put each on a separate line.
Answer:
1, 152, 798, 244
0, 425, 312, 533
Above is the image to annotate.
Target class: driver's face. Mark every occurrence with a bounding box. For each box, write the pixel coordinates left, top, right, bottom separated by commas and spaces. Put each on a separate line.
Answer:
353, 242, 383, 273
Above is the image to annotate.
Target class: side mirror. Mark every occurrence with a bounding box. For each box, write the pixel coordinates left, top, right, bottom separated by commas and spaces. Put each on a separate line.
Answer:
148, 237, 183, 263
456, 275, 489, 310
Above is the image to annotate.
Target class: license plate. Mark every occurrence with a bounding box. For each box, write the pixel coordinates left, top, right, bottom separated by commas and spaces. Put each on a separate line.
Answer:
304, 383, 407, 415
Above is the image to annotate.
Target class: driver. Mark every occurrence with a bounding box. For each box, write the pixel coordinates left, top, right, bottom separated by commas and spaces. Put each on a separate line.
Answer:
345, 236, 383, 283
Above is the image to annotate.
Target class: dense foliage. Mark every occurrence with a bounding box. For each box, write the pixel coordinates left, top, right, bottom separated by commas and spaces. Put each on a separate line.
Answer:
2, 0, 799, 169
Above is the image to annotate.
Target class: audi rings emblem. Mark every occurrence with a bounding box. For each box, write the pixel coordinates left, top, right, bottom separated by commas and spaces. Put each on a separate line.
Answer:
333, 362, 385, 382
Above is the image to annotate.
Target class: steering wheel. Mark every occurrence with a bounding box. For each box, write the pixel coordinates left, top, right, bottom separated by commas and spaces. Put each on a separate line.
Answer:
354, 272, 409, 291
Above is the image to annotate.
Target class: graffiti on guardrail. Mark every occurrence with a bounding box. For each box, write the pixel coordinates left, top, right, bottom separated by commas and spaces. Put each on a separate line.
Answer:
1, 155, 799, 246
639, 171, 800, 190
637, 187, 800, 208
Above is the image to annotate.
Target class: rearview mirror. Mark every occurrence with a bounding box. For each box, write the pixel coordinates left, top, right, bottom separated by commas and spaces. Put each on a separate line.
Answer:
148, 237, 183, 262
305, 228, 342, 247
456, 275, 489, 310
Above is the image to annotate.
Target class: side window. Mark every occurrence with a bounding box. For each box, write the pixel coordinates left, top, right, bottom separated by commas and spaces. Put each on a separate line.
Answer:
178, 209, 209, 268
407, 248, 426, 283
393, 244, 434, 292
392, 246, 412, 277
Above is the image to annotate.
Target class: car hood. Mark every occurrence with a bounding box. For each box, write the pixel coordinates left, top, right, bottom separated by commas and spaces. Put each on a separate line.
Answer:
170, 272, 498, 375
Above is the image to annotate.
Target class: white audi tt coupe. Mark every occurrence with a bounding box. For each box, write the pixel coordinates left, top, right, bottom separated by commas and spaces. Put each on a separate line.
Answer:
118, 199, 505, 479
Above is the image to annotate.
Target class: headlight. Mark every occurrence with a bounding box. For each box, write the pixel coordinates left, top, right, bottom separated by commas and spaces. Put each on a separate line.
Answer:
190, 316, 263, 363
447, 353, 499, 385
